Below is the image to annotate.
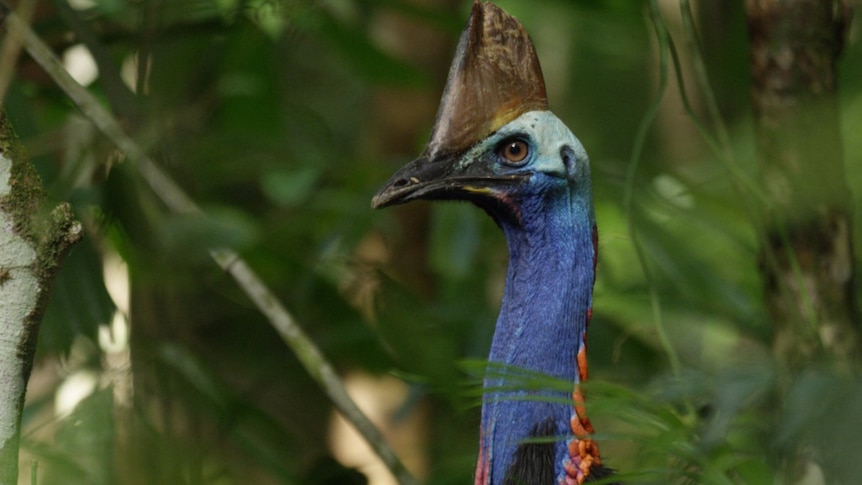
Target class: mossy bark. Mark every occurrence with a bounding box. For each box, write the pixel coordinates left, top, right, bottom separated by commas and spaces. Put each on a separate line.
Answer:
0, 111, 81, 484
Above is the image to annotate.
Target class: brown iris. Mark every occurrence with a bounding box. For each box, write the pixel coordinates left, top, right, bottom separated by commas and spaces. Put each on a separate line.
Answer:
499, 140, 529, 164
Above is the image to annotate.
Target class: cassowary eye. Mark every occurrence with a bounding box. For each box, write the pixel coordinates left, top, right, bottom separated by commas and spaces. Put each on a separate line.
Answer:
499, 140, 529, 164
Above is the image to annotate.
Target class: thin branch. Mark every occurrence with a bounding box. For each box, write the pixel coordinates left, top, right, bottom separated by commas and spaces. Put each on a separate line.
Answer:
4, 10, 420, 485
0, 0, 37, 106
49, 0, 138, 120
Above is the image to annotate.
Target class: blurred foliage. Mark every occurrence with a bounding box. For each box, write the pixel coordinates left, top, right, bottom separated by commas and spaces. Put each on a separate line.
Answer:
6, 0, 862, 483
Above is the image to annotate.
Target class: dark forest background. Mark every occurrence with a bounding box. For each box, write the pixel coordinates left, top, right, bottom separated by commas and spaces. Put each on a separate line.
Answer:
5, 0, 862, 483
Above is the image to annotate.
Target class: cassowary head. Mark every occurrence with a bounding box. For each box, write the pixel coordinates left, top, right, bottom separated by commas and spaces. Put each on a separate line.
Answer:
372, 1, 591, 229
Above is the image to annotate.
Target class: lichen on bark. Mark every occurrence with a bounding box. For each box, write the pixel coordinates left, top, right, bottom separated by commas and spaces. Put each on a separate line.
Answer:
0, 110, 81, 483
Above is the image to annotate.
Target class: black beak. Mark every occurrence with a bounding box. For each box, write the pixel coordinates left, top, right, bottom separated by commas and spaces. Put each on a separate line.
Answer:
371, 153, 527, 209
371, 155, 452, 209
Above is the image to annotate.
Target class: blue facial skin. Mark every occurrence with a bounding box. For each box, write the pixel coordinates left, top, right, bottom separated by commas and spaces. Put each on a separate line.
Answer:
461, 111, 596, 484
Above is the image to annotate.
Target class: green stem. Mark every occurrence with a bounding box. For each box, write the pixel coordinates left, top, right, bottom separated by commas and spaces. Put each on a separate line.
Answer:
625, 1, 682, 377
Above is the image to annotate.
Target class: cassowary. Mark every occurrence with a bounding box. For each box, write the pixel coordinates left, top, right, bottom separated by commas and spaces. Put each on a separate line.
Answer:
373, 2, 618, 484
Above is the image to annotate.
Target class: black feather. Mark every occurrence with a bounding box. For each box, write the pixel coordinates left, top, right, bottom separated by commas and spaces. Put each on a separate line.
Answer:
500, 419, 623, 485
502, 419, 556, 485
585, 463, 622, 484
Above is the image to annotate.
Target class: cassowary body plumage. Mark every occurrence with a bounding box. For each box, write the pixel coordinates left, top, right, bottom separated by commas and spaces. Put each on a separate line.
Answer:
373, 2, 619, 484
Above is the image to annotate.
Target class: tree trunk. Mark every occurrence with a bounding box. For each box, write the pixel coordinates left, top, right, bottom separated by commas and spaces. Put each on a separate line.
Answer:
0, 112, 80, 483
746, 0, 860, 369
747, 1, 859, 483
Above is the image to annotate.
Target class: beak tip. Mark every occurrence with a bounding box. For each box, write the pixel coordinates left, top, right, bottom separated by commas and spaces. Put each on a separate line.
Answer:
370, 193, 386, 209
371, 187, 403, 210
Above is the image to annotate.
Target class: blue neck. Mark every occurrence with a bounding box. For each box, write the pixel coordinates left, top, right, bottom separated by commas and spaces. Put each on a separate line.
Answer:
477, 185, 596, 484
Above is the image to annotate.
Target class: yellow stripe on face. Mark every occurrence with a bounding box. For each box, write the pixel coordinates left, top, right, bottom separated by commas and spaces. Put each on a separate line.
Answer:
462, 186, 497, 195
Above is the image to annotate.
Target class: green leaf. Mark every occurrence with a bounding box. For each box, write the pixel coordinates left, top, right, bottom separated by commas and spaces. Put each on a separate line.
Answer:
260, 166, 322, 207
40, 238, 115, 356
